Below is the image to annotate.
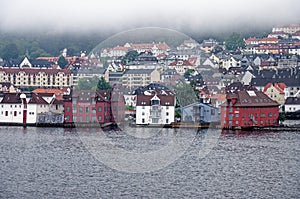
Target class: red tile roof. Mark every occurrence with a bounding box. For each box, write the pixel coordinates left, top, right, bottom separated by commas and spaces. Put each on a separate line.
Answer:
169, 59, 194, 66
263, 83, 286, 94
260, 37, 279, 43
0, 68, 72, 75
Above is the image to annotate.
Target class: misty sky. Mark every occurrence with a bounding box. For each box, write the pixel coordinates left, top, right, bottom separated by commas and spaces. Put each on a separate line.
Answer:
0, 0, 299, 34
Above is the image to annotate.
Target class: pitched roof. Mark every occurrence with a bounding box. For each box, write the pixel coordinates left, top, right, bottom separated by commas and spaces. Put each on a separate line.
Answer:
28, 93, 49, 104
285, 97, 300, 105
123, 69, 154, 75
263, 82, 286, 94
169, 59, 194, 66
0, 93, 22, 104
136, 94, 175, 106
224, 90, 279, 107
0, 68, 72, 75
33, 88, 64, 95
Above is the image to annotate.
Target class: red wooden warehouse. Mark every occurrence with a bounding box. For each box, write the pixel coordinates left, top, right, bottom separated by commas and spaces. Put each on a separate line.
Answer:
63, 90, 125, 124
221, 90, 279, 128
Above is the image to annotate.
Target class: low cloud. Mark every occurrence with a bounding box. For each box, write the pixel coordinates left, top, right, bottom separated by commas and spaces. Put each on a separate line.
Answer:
0, 0, 299, 34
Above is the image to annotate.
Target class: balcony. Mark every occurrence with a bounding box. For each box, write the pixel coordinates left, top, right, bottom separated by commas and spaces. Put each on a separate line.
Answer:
150, 105, 162, 118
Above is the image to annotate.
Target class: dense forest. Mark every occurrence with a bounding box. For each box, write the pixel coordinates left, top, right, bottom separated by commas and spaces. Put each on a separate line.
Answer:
0, 28, 269, 60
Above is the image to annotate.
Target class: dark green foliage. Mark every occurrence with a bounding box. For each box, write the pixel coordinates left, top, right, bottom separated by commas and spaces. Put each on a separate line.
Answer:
76, 76, 99, 90
57, 56, 68, 69
184, 69, 194, 76
97, 77, 112, 90
121, 50, 139, 65
1, 43, 19, 60
225, 32, 245, 51
174, 83, 198, 107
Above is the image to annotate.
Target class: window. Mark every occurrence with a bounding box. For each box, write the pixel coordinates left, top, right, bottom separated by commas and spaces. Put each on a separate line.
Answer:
98, 107, 102, 112
166, 106, 169, 110
66, 106, 70, 112
72, 107, 77, 113
14, 111, 17, 116
151, 100, 160, 105
72, 98, 77, 104
142, 118, 145, 123
86, 107, 89, 113
235, 114, 239, 118
166, 119, 169, 124
166, 112, 169, 116
65, 116, 70, 121
98, 116, 102, 121
268, 113, 272, 117
79, 107, 83, 113
142, 112, 145, 116
235, 121, 239, 125
5, 111, 8, 116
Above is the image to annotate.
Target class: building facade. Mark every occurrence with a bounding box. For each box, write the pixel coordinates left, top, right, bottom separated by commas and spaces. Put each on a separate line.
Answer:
0, 68, 73, 88
136, 93, 175, 125
64, 90, 125, 124
122, 69, 160, 90
221, 90, 279, 128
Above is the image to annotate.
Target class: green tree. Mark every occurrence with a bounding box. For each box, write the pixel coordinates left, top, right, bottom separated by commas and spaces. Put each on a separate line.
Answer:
225, 32, 245, 51
76, 76, 100, 90
184, 69, 194, 76
121, 50, 139, 65
174, 82, 198, 107
97, 77, 112, 90
57, 55, 68, 69
1, 43, 19, 60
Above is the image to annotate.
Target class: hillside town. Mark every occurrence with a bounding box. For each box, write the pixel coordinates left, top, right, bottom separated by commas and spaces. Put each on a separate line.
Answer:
0, 24, 300, 128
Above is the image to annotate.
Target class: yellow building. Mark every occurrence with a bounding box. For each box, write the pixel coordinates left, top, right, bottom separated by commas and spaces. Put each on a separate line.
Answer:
263, 82, 287, 106
122, 69, 160, 89
0, 68, 73, 88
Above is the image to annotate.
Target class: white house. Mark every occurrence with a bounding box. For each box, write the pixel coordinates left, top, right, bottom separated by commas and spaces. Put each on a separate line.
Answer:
0, 93, 25, 124
136, 92, 175, 125
0, 92, 63, 125
284, 97, 300, 113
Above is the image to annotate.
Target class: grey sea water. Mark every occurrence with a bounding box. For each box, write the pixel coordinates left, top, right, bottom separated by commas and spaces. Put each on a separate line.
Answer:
0, 125, 299, 198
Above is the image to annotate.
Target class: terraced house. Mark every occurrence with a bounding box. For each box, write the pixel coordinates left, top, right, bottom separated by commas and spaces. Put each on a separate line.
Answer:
0, 56, 73, 88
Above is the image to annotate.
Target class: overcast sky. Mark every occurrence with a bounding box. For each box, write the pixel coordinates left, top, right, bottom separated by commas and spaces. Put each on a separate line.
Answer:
0, 0, 299, 34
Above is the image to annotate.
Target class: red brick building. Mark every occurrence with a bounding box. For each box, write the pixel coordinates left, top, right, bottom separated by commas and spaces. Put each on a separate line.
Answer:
64, 90, 125, 124
221, 90, 279, 128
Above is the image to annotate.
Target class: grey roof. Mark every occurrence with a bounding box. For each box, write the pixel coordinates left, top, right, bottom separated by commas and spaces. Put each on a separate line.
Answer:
285, 97, 300, 105
123, 69, 155, 74
3, 57, 53, 68
78, 68, 107, 74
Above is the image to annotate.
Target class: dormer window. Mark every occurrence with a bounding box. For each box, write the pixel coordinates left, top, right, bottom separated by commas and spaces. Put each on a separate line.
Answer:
151, 99, 160, 105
